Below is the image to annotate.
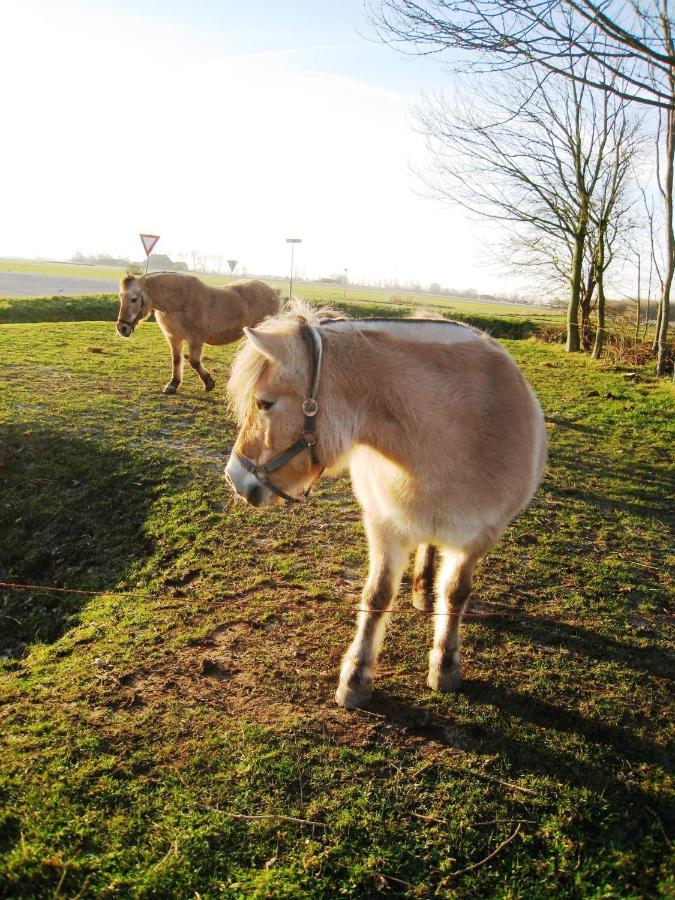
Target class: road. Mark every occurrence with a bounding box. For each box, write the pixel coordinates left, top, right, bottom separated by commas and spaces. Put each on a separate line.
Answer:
0, 272, 118, 298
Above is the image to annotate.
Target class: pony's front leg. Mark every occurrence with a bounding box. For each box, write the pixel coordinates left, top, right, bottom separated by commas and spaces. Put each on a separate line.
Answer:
412, 544, 437, 612
188, 341, 216, 392
163, 335, 184, 394
427, 549, 478, 692
335, 523, 408, 709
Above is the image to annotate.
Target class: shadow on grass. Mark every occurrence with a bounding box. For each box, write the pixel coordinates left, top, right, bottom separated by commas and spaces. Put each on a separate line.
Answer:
482, 611, 674, 679
459, 677, 671, 767
0, 425, 161, 656
373, 677, 672, 821
546, 438, 674, 522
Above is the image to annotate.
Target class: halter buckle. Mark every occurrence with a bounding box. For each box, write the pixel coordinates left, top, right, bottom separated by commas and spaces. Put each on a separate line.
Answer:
301, 430, 318, 447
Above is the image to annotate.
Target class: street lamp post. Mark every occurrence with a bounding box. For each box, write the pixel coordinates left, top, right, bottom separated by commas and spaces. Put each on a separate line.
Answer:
343, 267, 348, 302
286, 238, 302, 299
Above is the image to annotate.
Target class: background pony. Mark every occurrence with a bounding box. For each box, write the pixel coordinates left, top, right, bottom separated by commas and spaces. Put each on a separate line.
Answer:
116, 272, 280, 393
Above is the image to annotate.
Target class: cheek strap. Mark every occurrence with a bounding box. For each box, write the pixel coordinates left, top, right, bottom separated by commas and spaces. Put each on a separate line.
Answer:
234, 324, 323, 504
118, 293, 149, 328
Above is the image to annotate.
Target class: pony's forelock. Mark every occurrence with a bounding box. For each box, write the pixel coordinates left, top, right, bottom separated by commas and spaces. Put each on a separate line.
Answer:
227, 298, 344, 423
228, 344, 269, 424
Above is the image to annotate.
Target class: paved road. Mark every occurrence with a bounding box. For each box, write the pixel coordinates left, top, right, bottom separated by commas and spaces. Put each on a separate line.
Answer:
0, 272, 118, 298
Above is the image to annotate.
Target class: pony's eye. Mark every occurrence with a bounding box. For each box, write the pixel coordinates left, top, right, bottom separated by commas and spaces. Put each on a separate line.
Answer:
255, 398, 274, 411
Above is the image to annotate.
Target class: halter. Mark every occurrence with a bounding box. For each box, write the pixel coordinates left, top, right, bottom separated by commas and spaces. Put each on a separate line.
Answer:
235, 324, 323, 504
117, 314, 142, 330
117, 283, 154, 331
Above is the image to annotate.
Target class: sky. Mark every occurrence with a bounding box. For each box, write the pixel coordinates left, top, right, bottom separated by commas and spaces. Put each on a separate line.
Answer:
1, 0, 519, 292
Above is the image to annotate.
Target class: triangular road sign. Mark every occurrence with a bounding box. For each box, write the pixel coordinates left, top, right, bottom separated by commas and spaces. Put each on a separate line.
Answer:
140, 234, 160, 256
228, 259, 238, 272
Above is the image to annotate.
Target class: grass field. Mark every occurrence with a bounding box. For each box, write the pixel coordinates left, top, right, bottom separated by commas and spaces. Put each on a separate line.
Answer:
0, 300, 673, 897
0, 258, 563, 321
0, 294, 557, 345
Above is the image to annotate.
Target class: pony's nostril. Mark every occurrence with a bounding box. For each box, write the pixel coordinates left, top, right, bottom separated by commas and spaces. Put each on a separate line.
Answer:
246, 484, 263, 507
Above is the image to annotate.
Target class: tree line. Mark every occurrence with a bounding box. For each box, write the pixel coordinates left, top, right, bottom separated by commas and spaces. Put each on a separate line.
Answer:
371, 0, 674, 375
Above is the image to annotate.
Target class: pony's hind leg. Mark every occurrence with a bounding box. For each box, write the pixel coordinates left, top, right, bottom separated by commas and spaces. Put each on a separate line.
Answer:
335, 521, 408, 709
412, 544, 437, 612
188, 340, 216, 392
427, 548, 478, 692
163, 335, 184, 394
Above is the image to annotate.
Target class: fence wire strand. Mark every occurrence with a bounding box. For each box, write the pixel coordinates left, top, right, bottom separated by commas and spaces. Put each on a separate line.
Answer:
0, 579, 533, 620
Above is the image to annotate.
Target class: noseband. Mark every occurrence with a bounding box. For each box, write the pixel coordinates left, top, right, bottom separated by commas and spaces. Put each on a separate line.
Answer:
235, 324, 323, 505
117, 292, 149, 330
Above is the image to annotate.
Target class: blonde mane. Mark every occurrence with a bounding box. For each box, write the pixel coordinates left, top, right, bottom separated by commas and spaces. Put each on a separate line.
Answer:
227, 299, 343, 423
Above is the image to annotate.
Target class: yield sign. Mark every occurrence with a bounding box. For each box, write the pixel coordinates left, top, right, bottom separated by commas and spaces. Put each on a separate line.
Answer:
140, 233, 160, 256
227, 259, 238, 272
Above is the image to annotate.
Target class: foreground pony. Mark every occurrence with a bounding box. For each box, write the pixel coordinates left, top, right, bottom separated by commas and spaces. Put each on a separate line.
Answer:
116, 272, 280, 393
226, 303, 547, 708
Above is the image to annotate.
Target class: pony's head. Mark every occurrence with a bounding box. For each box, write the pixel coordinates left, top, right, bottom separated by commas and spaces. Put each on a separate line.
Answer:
116, 274, 151, 338
225, 302, 329, 507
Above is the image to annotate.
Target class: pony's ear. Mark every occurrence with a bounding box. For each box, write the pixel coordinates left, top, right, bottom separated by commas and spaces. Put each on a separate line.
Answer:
243, 328, 288, 362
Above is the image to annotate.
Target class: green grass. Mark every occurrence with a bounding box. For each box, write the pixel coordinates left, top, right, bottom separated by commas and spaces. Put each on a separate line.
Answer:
0, 259, 133, 283
0, 294, 119, 324
0, 293, 554, 343
0, 305, 673, 898
0, 258, 562, 319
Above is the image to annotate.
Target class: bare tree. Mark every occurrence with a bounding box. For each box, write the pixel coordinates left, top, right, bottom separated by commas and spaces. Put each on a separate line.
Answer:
653, 101, 675, 365
591, 115, 644, 357
414, 62, 642, 350
637, 151, 667, 343
372, 0, 674, 372
373, 1, 673, 106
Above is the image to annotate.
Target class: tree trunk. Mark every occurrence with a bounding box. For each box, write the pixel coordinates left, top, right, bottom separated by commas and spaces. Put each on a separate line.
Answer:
592, 231, 606, 360
653, 301, 663, 352
634, 253, 641, 345
580, 265, 595, 351
656, 96, 674, 375
566, 228, 586, 352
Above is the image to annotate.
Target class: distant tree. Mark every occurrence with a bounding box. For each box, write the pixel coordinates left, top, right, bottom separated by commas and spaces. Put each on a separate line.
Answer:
70, 252, 130, 267
372, 0, 675, 372
415, 61, 642, 351
590, 127, 642, 358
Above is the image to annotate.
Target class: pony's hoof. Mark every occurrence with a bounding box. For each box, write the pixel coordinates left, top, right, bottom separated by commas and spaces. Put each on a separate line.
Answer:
335, 670, 373, 709
204, 377, 216, 392
335, 684, 372, 709
427, 667, 462, 693
163, 382, 179, 395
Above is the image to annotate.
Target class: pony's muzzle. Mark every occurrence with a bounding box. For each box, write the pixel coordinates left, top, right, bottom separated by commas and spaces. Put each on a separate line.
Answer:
116, 322, 132, 338
225, 453, 273, 507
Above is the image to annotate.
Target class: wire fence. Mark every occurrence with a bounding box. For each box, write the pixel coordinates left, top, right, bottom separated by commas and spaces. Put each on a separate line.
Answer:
0, 579, 539, 621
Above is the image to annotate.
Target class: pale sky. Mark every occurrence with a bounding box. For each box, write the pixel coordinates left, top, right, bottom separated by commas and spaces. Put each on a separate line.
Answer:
1, 0, 514, 291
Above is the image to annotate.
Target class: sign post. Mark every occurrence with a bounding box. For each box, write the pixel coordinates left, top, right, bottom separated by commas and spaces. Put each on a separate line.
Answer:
227, 259, 238, 274
286, 238, 302, 299
139, 233, 160, 275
